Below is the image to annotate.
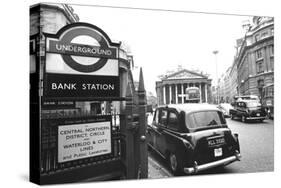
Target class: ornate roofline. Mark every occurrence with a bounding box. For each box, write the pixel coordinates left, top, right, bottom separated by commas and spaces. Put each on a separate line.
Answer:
162, 69, 208, 80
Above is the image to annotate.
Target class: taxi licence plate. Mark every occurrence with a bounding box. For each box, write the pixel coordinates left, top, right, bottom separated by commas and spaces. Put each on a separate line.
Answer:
214, 148, 223, 157
256, 113, 260, 116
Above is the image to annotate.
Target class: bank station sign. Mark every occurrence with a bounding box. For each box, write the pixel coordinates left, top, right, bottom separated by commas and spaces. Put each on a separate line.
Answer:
44, 23, 120, 100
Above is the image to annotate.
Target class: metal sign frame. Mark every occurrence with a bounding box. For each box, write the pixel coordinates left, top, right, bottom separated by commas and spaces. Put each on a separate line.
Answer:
54, 115, 114, 164
43, 22, 122, 101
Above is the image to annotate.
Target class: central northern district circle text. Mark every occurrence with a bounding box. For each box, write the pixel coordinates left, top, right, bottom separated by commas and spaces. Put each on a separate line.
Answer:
51, 83, 115, 90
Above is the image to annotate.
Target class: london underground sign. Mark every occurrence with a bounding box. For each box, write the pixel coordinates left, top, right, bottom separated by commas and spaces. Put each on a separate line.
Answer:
44, 23, 121, 100
46, 23, 119, 74
47, 23, 118, 73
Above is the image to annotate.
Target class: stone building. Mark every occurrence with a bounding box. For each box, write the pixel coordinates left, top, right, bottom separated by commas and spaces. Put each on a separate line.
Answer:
217, 67, 232, 103
156, 69, 212, 105
236, 16, 274, 98
229, 59, 238, 102
30, 4, 79, 36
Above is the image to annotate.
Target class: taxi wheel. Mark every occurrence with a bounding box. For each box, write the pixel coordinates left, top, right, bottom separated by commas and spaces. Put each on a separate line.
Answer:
268, 113, 272, 119
169, 153, 181, 175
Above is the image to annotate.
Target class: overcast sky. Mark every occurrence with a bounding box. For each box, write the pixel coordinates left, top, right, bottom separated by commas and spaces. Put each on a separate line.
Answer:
67, 4, 252, 95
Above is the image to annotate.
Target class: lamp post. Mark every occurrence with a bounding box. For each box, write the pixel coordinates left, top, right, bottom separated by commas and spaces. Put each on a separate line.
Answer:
213, 50, 219, 104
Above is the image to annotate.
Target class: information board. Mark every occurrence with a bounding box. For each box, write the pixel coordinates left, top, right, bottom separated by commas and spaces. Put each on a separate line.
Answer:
58, 121, 111, 162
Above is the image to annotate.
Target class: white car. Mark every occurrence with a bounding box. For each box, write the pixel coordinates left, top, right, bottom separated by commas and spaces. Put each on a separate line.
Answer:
217, 103, 234, 118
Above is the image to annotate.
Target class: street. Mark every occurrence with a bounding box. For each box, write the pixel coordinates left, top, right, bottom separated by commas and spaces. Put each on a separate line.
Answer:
148, 117, 274, 178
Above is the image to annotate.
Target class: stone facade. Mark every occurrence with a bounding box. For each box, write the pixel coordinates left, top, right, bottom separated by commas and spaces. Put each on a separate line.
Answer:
236, 17, 274, 98
30, 3, 79, 36
156, 69, 212, 105
229, 59, 238, 102
218, 67, 232, 103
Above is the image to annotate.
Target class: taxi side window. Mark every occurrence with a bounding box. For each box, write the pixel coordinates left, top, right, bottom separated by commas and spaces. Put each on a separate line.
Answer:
154, 109, 159, 124
167, 111, 179, 131
159, 109, 168, 127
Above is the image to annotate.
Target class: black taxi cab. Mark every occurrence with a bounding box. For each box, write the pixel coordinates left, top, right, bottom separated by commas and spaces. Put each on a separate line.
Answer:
229, 100, 267, 122
147, 104, 241, 175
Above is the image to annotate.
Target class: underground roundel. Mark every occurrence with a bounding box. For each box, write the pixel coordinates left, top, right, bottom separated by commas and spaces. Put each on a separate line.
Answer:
46, 22, 119, 73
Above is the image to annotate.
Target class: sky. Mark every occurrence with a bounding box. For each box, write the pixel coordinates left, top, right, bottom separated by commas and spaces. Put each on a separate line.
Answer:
66, 4, 252, 95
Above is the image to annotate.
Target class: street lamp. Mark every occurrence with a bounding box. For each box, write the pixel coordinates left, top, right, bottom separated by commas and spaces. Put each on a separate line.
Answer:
213, 50, 219, 104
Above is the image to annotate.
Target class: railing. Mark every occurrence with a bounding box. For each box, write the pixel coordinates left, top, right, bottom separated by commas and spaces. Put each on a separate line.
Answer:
40, 110, 123, 175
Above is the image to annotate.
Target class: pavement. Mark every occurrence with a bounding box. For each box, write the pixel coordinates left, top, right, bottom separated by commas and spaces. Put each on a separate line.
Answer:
148, 155, 172, 179
147, 113, 172, 179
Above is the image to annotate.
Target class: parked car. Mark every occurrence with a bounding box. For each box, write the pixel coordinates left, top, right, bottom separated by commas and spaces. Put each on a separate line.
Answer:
217, 103, 234, 118
147, 104, 241, 175
261, 83, 274, 120
229, 100, 267, 123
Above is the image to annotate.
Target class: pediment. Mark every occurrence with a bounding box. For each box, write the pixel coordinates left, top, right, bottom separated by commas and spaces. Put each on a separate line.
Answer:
165, 69, 206, 80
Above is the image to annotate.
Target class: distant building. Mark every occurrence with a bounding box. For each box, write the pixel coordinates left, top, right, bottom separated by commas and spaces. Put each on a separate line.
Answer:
236, 16, 274, 98
156, 68, 212, 105
211, 86, 218, 104
146, 92, 158, 109
217, 67, 232, 103
228, 62, 238, 102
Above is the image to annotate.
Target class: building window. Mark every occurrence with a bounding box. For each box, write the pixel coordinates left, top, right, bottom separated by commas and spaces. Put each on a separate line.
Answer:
261, 32, 268, 39
257, 79, 264, 98
256, 60, 264, 74
255, 48, 263, 59
255, 34, 260, 42
267, 87, 274, 97
270, 57, 274, 71
269, 45, 274, 56
271, 28, 274, 36
257, 17, 262, 24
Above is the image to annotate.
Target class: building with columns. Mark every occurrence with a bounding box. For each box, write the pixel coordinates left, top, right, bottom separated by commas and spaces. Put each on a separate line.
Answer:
156, 69, 212, 105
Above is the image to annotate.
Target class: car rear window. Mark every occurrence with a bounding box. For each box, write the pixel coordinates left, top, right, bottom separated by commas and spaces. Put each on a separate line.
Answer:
186, 111, 226, 129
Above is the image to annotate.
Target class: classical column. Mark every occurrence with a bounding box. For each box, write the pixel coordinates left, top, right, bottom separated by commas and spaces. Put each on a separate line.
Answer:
205, 84, 208, 103
199, 83, 202, 103
169, 84, 172, 104
181, 84, 184, 103
163, 85, 166, 105
175, 84, 178, 104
